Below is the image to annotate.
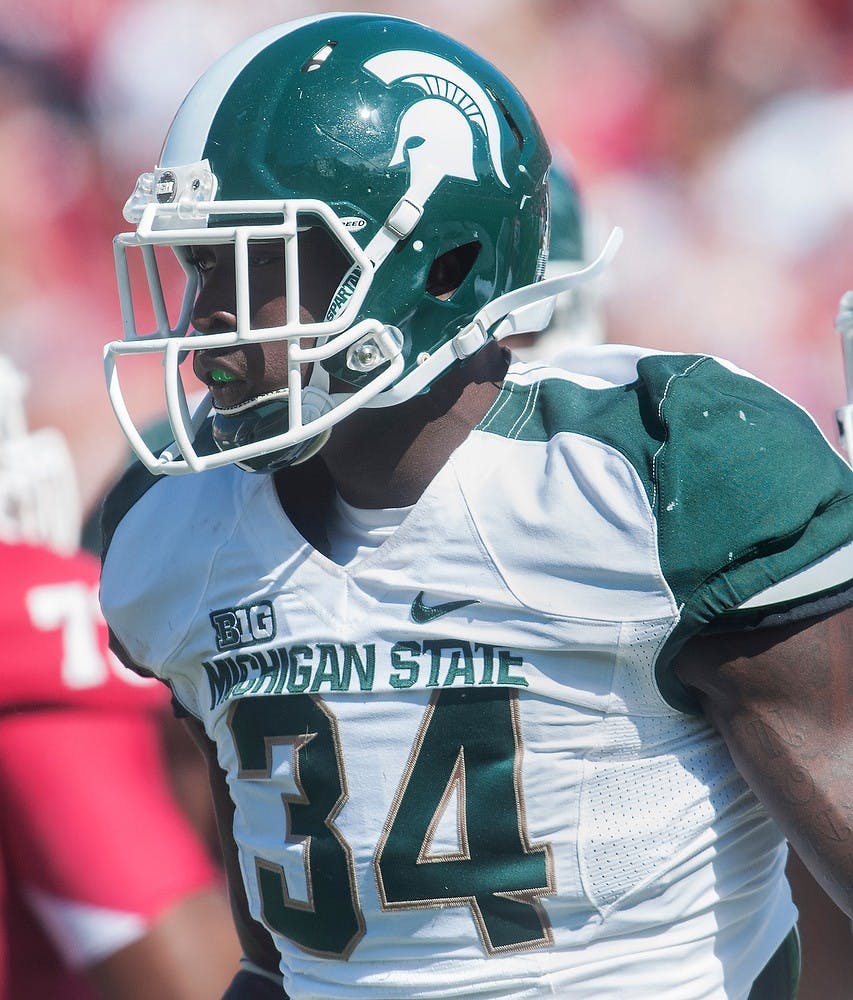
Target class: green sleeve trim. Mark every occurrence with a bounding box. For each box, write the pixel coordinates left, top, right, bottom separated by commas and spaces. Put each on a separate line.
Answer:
484, 357, 853, 713
644, 357, 853, 710
656, 494, 853, 712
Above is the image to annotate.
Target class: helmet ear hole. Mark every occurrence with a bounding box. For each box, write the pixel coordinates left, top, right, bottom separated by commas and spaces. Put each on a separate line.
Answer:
426, 242, 481, 301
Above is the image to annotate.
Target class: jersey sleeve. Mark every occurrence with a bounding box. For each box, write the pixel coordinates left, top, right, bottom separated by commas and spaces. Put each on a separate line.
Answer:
642, 355, 853, 708
99, 459, 175, 690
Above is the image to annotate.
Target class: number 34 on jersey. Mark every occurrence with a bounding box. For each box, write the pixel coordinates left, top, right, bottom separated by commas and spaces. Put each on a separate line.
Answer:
226, 687, 556, 959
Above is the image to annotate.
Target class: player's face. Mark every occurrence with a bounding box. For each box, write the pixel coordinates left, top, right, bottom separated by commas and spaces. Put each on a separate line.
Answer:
190, 241, 312, 411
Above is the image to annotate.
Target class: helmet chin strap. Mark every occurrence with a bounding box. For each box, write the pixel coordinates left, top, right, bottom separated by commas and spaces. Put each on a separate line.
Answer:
366, 226, 623, 408
286, 381, 335, 466
211, 382, 336, 472
234, 358, 337, 469
282, 356, 335, 466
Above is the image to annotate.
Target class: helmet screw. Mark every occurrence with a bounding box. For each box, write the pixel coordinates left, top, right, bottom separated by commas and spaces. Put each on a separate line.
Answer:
356, 344, 379, 367
417, 352, 430, 365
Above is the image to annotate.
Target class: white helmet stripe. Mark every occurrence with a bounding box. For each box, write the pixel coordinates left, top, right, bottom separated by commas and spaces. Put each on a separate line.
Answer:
160, 13, 358, 167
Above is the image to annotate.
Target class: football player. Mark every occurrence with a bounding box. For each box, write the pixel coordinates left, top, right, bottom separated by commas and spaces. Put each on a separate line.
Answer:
0, 358, 240, 998
502, 155, 606, 360
98, 13, 852, 1000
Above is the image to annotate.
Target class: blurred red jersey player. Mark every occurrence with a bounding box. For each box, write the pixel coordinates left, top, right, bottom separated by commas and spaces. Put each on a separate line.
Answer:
0, 357, 240, 1000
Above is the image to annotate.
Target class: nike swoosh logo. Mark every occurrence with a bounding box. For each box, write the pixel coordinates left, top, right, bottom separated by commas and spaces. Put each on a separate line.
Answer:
410, 591, 479, 624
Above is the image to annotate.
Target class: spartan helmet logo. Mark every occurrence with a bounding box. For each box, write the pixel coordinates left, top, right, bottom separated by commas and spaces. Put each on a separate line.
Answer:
363, 51, 511, 210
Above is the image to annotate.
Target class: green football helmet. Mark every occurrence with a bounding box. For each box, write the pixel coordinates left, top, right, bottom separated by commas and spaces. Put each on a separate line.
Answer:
107, 13, 617, 474
547, 160, 585, 264
508, 157, 610, 361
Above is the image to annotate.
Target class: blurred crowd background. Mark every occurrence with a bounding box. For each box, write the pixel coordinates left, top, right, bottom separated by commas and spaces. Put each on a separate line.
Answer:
1, 0, 851, 516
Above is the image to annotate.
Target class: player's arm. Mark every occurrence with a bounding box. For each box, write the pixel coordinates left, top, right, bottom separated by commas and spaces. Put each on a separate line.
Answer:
85, 886, 241, 1000
182, 716, 284, 978
675, 604, 853, 916
786, 848, 853, 1000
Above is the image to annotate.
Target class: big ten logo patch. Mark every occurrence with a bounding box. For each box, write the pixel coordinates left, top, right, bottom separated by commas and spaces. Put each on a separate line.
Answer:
209, 601, 276, 652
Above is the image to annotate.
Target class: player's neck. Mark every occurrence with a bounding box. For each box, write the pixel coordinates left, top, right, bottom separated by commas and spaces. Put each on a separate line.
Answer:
319, 343, 509, 510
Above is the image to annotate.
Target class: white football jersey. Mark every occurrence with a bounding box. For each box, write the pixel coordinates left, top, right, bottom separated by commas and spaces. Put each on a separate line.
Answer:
101, 348, 853, 999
